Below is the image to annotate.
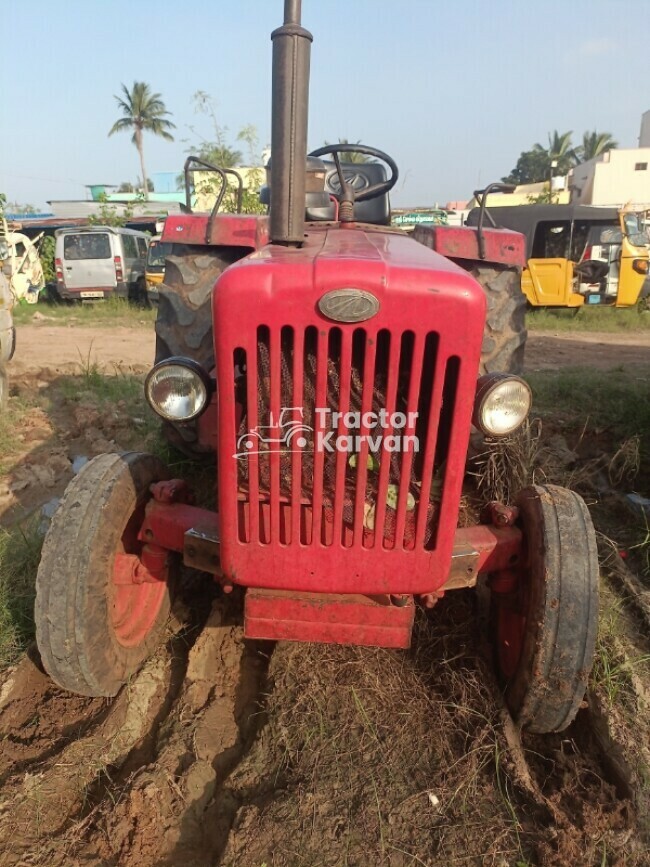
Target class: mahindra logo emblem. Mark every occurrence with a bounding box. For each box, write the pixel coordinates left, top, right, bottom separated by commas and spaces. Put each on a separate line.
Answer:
327, 170, 370, 194
318, 288, 380, 323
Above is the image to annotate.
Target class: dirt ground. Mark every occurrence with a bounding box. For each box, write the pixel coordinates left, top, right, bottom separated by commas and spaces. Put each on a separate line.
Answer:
11, 323, 153, 377
525, 329, 650, 371
11, 322, 650, 375
1, 321, 650, 866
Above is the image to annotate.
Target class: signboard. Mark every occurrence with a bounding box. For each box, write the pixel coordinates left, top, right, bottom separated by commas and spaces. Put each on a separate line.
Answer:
391, 210, 448, 228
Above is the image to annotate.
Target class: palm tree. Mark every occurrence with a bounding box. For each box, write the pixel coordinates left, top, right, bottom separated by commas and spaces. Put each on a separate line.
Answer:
574, 130, 618, 164
109, 82, 175, 200
324, 138, 372, 164
535, 130, 574, 175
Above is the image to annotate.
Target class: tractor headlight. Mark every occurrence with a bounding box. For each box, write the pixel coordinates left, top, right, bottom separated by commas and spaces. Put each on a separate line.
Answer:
473, 373, 532, 437
145, 358, 212, 422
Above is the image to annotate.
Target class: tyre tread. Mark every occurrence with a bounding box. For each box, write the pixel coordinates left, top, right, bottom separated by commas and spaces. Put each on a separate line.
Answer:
503, 484, 599, 733
471, 265, 527, 375
35, 452, 171, 696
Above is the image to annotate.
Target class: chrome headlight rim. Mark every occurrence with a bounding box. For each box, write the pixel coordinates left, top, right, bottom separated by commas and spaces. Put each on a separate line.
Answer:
473, 373, 532, 437
145, 357, 213, 423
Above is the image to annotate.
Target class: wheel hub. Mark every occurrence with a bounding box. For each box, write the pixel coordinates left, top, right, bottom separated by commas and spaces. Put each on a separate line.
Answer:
110, 512, 169, 648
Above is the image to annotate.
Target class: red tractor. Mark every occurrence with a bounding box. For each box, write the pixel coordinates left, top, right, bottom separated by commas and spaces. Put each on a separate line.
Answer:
34, 0, 598, 734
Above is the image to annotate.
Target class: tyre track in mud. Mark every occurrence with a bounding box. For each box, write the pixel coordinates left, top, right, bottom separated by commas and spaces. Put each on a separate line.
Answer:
83, 596, 271, 867
1, 338, 649, 863
0, 585, 272, 867
0, 589, 646, 865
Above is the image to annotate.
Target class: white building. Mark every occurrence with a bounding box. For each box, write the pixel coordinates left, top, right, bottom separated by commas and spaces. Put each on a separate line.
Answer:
569, 148, 650, 208
568, 113, 650, 209
639, 110, 650, 147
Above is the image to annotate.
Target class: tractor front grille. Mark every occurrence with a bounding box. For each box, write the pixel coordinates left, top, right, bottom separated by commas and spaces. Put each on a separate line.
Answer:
234, 324, 459, 551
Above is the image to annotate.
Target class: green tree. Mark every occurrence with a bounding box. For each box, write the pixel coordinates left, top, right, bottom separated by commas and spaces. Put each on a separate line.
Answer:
503, 130, 574, 185
187, 91, 242, 167
183, 97, 266, 214
197, 144, 243, 167
88, 193, 135, 228
108, 82, 175, 200
5, 201, 38, 214
502, 148, 550, 185
39, 236, 56, 284
574, 130, 618, 164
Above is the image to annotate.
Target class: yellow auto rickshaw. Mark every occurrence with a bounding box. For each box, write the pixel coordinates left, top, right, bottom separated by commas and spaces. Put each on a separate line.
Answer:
468, 204, 650, 307
145, 235, 173, 303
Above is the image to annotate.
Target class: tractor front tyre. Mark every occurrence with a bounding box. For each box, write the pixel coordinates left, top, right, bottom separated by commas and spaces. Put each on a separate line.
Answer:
154, 246, 241, 457
471, 265, 527, 375
489, 484, 599, 734
35, 452, 174, 697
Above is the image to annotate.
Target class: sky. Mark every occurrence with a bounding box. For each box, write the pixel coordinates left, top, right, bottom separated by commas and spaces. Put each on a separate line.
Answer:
2, 0, 648, 210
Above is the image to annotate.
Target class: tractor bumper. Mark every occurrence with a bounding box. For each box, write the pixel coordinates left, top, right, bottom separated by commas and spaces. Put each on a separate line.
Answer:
245, 589, 416, 648
139, 482, 523, 649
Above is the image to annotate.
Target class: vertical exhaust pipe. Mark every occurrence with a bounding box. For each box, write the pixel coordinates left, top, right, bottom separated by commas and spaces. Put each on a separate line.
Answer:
270, 0, 312, 246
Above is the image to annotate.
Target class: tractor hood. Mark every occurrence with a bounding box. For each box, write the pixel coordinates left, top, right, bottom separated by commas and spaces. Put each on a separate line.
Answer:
212, 226, 487, 596
216, 225, 487, 319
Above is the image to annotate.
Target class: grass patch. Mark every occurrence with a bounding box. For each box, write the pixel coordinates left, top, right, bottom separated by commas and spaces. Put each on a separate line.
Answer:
59, 356, 150, 409
0, 365, 203, 669
525, 366, 650, 449
592, 584, 650, 710
474, 366, 650, 504
526, 306, 650, 332
13, 295, 156, 328
0, 520, 42, 667
227, 596, 530, 866
0, 393, 40, 476
526, 365, 650, 581
630, 513, 650, 577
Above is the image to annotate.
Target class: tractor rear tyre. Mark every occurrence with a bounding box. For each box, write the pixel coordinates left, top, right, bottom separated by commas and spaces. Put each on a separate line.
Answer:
35, 452, 174, 697
471, 265, 527, 375
489, 484, 599, 733
154, 245, 243, 457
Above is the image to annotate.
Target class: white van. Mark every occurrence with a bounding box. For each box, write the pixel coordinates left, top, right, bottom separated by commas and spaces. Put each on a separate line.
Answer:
54, 226, 149, 301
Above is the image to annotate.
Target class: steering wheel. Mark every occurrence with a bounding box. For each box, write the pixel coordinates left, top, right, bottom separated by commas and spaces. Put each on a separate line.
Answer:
308, 144, 398, 203
574, 259, 609, 282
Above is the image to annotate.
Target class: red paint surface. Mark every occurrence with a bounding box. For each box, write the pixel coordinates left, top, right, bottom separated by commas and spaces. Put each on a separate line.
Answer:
162, 214, 269, 248
244, 588, 414, 648
213, 226, 487, 595
458, 524, 522, 573
197, 398, 219, 452
413, 225, 525, 268
140, 501, 219, 553
111, 529, 168, 648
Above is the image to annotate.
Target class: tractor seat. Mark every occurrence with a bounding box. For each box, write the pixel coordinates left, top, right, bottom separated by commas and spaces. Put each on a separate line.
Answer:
306, 160, 391, 225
